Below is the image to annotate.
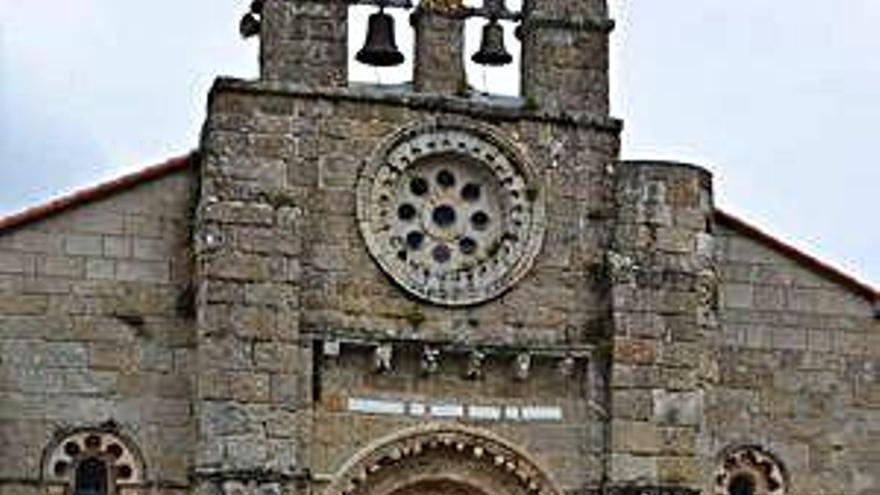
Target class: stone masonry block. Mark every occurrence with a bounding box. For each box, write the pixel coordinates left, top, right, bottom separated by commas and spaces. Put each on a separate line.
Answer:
658, 427, 696, 456
611, 420, 660, 454
117, 260, 170, 283
0, 252, 34, 275
199, 401, 262, 438
38, 256, 84, 278
653, 390, 702, 426
103, 235, 132, 258
721, 283, 753, 309
86, 258, 116, 280
611, 389, 653, 421
133, 238, 169, 261
230, 372, 271, 403
0, 294, 48, 315
225, 434, 269, 469
656, 455, 698, 485
610, 453, 657, 484
614, 337, 658, 365
65, 234, 104, 256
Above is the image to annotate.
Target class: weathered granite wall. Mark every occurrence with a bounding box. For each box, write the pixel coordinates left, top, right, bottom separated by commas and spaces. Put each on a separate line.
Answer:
194, 78, 621, 495
5, 1, 877, 495
703, 224, 880, 495
607, 161, 716, 495
0, 169, 197, 495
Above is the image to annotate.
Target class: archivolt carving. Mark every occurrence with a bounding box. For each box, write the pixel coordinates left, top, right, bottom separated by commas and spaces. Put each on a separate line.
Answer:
41, 424, 146, 486
324, 425, 562, 495
714, 445, 787, 495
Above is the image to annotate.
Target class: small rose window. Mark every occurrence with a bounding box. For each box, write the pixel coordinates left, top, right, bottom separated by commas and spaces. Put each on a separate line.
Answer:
714, 446, 787, 495
43, 428, 144, 495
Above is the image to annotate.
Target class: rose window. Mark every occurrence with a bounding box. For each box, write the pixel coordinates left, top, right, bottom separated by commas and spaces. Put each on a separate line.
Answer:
358, 121, 544, 306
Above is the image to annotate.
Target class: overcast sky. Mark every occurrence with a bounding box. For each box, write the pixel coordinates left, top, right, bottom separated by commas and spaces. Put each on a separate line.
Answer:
1, 1, 877, 287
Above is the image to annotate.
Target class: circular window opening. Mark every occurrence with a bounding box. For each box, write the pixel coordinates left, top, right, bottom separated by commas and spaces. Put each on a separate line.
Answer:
53, 461, 69, 477
728, 474, 756, 495
437, 170, 456, 188
471, 211, 490, 230
406, 231, 425, 250
410, 177, 429, 196
398, 204, 417, 221
460, 237, 478, 255
432, 205, 457, 227
64, 442, 82, 457
84, 435, 101, 450
461, 183, 481, 202
106, 444, 124, 459
116, 464, 133, 480
432, 244, 452, 263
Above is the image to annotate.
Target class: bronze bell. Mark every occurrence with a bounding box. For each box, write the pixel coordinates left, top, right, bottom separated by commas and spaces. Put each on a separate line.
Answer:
356, 8, 405, 67
472, 19, 513, 66
239, 12, 261, 38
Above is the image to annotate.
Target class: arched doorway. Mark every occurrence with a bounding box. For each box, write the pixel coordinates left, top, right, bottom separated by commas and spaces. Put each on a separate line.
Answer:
324, 425, 562, 495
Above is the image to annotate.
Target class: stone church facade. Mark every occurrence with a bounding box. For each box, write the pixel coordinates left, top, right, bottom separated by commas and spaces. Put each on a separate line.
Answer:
1, 1, 878, 495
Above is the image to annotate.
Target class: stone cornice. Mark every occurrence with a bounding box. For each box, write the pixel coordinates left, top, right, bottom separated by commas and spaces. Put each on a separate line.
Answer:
209, 78, 624, 134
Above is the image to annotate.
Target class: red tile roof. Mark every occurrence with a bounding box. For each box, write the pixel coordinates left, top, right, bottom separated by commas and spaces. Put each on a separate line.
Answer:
0, 153, 194, 234
0, 153, 875, 303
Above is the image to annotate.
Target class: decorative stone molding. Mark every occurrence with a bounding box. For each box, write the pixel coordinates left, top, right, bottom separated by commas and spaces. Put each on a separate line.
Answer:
466, 349, 486, 380
557, 356, 576, 378
421, 346, 441, 375
513, 353, 531, 381
41, 425, 146, 487
714, 446, 787, 495
324, 425, 563, 495
374, 344, 394, 373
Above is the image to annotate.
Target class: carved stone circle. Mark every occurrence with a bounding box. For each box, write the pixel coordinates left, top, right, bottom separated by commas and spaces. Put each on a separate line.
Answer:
42, 427, 145, 486
714, 446, 787, 495
357, 119, 545, 306
325, 425, 562, 495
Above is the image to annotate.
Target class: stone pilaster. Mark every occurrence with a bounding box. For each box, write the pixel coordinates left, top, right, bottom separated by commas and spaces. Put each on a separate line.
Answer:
412, 2, 466, 95
260, 0, 348, 87
191, 87, 309, 493
607, 161, 717, 494
520, 0, 612, 115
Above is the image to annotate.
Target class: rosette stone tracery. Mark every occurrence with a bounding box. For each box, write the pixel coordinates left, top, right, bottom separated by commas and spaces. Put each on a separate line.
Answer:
358, 121, 545, 306
714, 446, 787, 495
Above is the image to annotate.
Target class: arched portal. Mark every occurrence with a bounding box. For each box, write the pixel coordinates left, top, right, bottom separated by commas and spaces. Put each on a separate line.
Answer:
324, 425, 563, 495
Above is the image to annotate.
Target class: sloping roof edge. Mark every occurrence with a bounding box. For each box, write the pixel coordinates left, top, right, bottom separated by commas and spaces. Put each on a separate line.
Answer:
0, 153, 195, 235
0, 154, 874, 303
715, 209, 878, 303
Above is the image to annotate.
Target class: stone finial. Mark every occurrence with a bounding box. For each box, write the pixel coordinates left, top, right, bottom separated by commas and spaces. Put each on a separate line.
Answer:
374, 344, 394, 373
513, 353, 531, 381
466, 350, 486, 380
421, 346, 441, 375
